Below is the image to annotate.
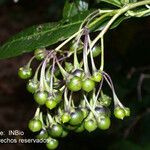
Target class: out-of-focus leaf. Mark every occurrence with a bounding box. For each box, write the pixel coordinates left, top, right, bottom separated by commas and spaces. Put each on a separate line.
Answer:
63, 0, 88, 19
0, 11, 90, 59
96, 0, 122, 8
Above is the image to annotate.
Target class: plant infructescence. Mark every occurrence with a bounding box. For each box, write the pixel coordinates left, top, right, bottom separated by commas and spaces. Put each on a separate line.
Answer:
1, 0, 150, 149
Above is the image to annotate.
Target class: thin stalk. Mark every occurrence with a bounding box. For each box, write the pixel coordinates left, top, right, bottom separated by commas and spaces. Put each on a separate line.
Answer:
83, 28, 91, 76
100, 36, 104, 71
91, 0, 150, 48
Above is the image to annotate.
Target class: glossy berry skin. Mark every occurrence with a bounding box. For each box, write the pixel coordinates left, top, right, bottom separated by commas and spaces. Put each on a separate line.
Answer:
61, 113, 71, 123
28, 119, 42, 132
75, 123, 85, 133
82, 78, 95, 92
97, 116, 111, 130
18, 67, 32, 79
27, 80, 38, 93
34, 48, 46, 60
92, 72, 102, 82
84, 119, 97, 132
49, 124, 63, 137
72, 69, 84, 78
95, 106, 111, 117
36, 130, 48, 139
91, 45, 101, 57
46, 138, 59, 150
45, 100, 57, 110
67, 76, 82, 92
69, 110, 84, 126
114, 107, 126, 120
34, 91, 48, 105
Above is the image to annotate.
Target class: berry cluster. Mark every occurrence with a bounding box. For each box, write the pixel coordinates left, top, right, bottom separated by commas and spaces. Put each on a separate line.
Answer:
18, 28, 130, 149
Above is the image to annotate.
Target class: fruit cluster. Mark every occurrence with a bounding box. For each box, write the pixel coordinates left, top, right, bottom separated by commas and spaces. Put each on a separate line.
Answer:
18, 29, 130, 149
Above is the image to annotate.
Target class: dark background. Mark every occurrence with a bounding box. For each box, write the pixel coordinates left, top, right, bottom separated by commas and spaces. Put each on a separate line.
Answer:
0, 0, 150, 150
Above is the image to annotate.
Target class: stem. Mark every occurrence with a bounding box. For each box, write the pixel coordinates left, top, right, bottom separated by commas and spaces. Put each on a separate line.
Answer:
91, 0, 150, 48
102, 71, 124, 108
26, 56, 35, 68
88, 35, 97, 72
64, 88, 69, 111
100, 36, 104, 71
83, 28, 90, 76
33, 62, 42, 82
79, 10, 99, 30
83, 94, 97, 117
73, 31, 83, 69
49, 57, 56, 93
56, 58, 69, 78
55, 29, 83, 51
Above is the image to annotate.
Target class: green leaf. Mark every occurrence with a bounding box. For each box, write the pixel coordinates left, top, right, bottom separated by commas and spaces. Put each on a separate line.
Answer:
63, 0, 88, 19
0, 11, 90, 59
96, 0, 122, 8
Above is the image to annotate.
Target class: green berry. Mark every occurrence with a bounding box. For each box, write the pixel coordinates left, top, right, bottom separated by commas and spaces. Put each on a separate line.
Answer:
91, 45, 101, 57
49, 124, 63, 137
61, 113, 71, 123
67, 76, 82, 92
114, 107, 126, 120
28, 119, 42, 132
34, 91, 48, 105
69, 110, 84, 126
72, 69, 84, 78
82, 78, 95, 92
97, 116, 111, 130
45, 99, 57, 110
27, 80, 38, 93
18, 67, 32, 79
34, 48, 46, 60
84, 119, 97, 132
36, 130, 48, 139
46, 138, 59, 150
92, 72, 102, 82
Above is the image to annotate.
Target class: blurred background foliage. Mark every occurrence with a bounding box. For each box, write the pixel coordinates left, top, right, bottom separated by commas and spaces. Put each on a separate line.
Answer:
0, 0, 150, 150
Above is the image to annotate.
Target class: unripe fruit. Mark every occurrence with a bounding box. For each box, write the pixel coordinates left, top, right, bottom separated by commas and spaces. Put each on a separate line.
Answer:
49, 124, 63, 137
72, 69, 84, 78
82, 78, 95, 92
97, 116, 111, 130
91, 45, 101, 57
67, 76, 82, 92
28, 119, 42, 132
114, 107, 125, 120
34, 91, 48, 105
84, 119, 97, 132
46, 138, 59, 150
45, 100, 57, 110
36, 130, 48, 139
92, 72, 102, 82
61, 113, 71, 123
27, 80, 38, 93
18, 67, 32, 79
69, 110, 84, 126
34, 48, 46, 60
